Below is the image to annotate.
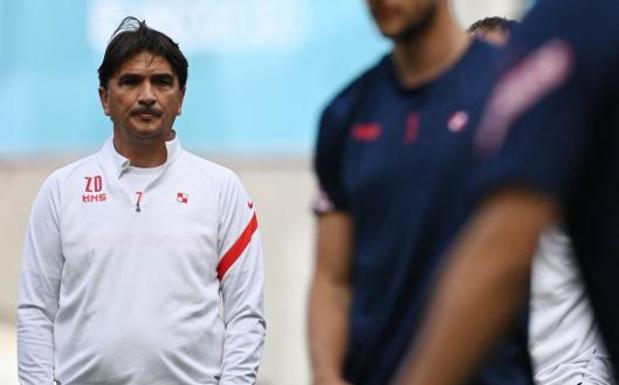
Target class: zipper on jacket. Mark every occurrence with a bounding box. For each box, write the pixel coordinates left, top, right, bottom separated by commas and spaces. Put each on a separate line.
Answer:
135, 191, 143, 213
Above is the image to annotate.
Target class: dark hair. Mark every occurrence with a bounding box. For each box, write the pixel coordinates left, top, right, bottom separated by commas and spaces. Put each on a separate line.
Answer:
467, 16, 519, 34
98, 17, 188, 89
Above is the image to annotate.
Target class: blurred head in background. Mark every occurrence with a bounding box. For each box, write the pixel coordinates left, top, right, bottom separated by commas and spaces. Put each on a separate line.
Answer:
363, 0, 467, 89
468, 16, 518, 46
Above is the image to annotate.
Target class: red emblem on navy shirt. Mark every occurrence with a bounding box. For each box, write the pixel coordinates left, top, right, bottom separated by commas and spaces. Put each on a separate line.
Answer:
447, 110, 469, 133
404, 112, 420, 144
475, 39, 573, 155
351, 123, 382, 142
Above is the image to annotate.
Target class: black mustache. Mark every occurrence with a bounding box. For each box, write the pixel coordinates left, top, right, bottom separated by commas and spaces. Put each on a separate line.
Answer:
131, 107, 162, 116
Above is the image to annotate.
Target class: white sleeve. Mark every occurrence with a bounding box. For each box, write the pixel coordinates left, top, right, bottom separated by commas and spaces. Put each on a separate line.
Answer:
217, 172, 266, 385
581, 342, 615, 385
17, 174, 64, 385
530, 227, 615, 385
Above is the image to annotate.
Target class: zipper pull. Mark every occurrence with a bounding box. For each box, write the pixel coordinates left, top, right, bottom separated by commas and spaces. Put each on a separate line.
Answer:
135, 191, 143, 213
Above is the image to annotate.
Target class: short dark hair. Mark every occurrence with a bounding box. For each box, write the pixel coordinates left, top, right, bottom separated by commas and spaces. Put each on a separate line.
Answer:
98, 17, 188, 89
468, 16, 519, 34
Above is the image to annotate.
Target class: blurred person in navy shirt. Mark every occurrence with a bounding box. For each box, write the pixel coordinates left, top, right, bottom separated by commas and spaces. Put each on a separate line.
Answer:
308, 1, 534, 385
395, 0, 619, 384
469, 15, 614, 385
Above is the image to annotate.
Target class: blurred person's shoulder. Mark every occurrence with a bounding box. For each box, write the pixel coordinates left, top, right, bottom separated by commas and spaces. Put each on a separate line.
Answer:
321, 53, 391, 127
511, 0, 619, 63
457, 38, 504, 87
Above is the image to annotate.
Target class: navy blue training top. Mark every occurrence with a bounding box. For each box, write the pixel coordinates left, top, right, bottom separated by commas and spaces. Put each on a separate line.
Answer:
473, 0, 619, 374
314, 39, 533, 385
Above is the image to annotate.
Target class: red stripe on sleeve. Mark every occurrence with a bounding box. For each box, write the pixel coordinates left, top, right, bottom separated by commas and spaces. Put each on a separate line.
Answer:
217, 213, 258, 280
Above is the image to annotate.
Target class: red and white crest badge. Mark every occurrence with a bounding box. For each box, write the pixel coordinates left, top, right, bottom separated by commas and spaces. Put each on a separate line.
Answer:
177, 192, 189, 204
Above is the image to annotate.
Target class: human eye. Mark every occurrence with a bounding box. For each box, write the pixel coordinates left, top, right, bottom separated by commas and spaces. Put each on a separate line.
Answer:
153, 75, 174, 87
118, 75, 140, 86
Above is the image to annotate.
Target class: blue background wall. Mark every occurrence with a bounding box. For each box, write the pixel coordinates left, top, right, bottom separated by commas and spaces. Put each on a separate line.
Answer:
0, 0, 389, 156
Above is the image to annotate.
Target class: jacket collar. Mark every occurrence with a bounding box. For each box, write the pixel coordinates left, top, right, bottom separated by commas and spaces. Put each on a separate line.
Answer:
98, 133, 182, 178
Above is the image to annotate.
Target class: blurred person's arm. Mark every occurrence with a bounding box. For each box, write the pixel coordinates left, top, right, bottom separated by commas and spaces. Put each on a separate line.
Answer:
218, 173, 266, 385
394, 189, 557, 385
310, 73, 357, 385
309, 212, 353, 385
17, 173, 64, 385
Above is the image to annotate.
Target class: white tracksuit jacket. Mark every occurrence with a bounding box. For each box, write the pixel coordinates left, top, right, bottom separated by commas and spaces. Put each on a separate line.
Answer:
17, 137, 266, 385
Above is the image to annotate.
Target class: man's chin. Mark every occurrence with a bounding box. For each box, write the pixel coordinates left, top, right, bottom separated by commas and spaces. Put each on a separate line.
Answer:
376, 21, 405, 39
129, 127, 167, 141
379, 24, 421, 41
377, 4, 438, 42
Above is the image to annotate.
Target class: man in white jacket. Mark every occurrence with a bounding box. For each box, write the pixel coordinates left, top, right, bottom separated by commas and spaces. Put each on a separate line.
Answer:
17, 16, 266, 385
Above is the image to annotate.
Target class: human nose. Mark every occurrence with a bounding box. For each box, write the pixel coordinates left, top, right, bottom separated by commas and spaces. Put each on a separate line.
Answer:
138, 82, 156, 105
